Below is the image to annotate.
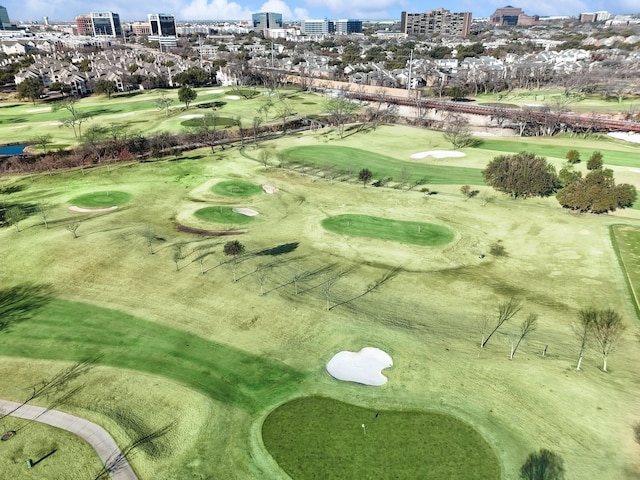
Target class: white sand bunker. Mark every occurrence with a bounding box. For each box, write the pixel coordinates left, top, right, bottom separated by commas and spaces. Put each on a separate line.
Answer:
326, 347, 393, 386
206, 89, 224, 94
225, 95, 241, 100
26, 107, 51, 113
609, 131, 640, 144
180, 114, 204, 119
411, 150, 466, 159
232, 207, 258, 216
262, 184, 276, 194
69, 206, 118, 213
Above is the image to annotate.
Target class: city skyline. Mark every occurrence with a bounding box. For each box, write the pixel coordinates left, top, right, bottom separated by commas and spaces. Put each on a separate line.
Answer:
1, 0, 638, 23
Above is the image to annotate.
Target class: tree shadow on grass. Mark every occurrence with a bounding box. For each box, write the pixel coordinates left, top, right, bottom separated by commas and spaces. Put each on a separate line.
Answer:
0, 284, 53, 333
254, 242, 299, 256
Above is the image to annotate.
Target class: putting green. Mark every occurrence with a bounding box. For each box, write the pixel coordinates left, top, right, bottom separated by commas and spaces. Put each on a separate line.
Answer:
194, 206, 255, 224
322, 214, 454, 246
262, 396, 500, 480
211, 180, 263, 197
69, 191, 132, 208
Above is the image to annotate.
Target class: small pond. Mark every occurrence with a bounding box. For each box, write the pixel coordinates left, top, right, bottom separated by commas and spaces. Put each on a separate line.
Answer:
0, 144, 28, 156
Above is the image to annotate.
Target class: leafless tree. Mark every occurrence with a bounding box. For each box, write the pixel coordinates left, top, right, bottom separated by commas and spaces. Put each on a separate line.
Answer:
255, 264, 269, 296
481, 297, 523, 349
323, 274, 338, 311
510, 313, 537, 359
573, 308, 596, 370
66, 222, 80, 238
591, 309, 626, 372
141, 228, 158, 254
37, 202, 50, 229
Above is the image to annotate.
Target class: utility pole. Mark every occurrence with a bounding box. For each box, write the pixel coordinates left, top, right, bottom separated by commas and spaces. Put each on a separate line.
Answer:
406, 48, 413, 98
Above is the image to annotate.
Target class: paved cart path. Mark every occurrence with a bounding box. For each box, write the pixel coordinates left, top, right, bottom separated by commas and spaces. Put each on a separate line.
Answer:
0, 399, 138, 480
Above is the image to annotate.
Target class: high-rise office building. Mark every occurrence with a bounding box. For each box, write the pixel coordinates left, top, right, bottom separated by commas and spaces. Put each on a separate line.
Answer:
332, 19, 363, 35
0, 5, 11, 30
148, 13, 176, 36
301, 19, 332, 35
252, 12, 283, 30
90, 12, 122, 37
400, 8, 471, 37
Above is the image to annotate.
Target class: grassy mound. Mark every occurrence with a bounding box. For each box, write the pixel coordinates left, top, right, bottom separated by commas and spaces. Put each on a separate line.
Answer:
322, 214, 454, 246
69, 191, 132, 208
180, 116, 236, 128
194, 206, 255, 224
282, 145, 483, 185
262, 396, 500, 480
211, 180, 263, 197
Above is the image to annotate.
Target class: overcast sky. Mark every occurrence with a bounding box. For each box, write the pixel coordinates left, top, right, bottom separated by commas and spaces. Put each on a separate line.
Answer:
2, 0, 639, 23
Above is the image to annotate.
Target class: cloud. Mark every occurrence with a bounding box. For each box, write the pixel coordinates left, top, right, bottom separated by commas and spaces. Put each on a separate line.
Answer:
259, 0, 308, 20
303, 0, 403, 18
180, 0, 253, 20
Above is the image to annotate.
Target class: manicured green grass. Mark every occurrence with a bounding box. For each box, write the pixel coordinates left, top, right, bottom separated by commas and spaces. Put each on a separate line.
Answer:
282, 145, 484, 185
322, 214, 454, 246
211, 180, 263, 197
194, 206, 255, 224
262, 396, 500, 480
610, 225, 640, 320
69, 191, 132, 207
474, 138, 639, 166
0, 297, 305, 412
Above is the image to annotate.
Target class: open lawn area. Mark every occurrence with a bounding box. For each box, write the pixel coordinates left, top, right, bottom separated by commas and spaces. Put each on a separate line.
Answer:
1, 121, 640, 480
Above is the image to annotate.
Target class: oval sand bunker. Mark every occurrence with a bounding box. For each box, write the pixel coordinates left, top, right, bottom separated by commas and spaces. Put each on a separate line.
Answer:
232, 207, 259, 216
411, 150, 466, 159
326, 347, 393, 386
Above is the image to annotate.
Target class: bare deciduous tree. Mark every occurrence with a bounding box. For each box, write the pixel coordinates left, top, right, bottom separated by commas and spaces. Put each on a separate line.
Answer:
510, 313, 537, 359
66, 222, 80, 238
481, 297, 523, 349
36, 202, 50, 229
591, 309, 626, 372
256, 264, 269, 296
573, 307, 596, 370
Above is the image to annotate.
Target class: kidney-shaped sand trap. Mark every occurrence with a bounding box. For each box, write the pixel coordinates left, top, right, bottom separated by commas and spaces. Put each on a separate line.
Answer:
232, 207, 259, 216
262, 184, 276, 194
326, 347, 393, 386
411, 150, 466, 159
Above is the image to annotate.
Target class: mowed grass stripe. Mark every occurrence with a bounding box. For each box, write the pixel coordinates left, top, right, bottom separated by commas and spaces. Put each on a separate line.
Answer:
282, 146, 484, 185
322, 214, 454, 246
262, 396, 500, 480
0, 298, 305, 411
